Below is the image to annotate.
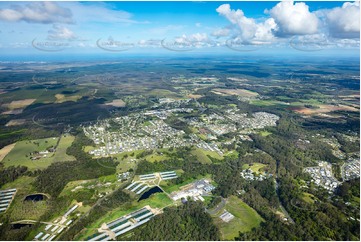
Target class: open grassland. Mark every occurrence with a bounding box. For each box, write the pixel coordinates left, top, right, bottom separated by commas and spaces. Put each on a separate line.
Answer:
242, 163, 267, 174
212, 88, 259, 97
112, 151, 143, 172
2, 137, 59, 169
214, 196, 263, 240
191, 148, 223, 164
0, 143, 16, 162
2, 136, 75, 170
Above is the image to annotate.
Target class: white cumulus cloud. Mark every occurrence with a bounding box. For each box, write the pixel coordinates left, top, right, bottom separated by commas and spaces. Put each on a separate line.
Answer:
0, 2, 73, 24
216, 4, 276, 44
268, 1, 319, 36
326, 1, 360, 38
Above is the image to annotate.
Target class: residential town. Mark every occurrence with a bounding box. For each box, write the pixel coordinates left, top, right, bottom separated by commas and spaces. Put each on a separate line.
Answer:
341, 158, 360, 181
304, 161, 341, 191
83, 109, 280, 157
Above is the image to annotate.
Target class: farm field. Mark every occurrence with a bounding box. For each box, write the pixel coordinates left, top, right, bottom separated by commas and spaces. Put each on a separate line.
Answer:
2, 137, 59, 170
291, 104, 359, 115
55, 94, 82, 103
2, 135, 75, 170
2, 98, 36, 110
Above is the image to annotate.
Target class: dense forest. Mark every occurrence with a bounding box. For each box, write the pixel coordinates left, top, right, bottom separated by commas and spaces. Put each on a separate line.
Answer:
129, 202, 220, 241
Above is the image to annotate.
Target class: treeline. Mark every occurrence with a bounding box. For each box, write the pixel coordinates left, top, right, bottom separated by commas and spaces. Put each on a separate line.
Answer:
0, 125, 62, 150
334, 133, 360, 153
0, 165, 29, 187
129, 202, 220, 241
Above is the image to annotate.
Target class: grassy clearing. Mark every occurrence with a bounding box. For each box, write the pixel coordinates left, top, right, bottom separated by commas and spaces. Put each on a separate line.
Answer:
59, 175, 122, 201
83, 146, 95, 153
52, 134, 76, 162
145, 152, 169, 163
259, 131, 272, 137
59, 179, 90, 198
2, 136, 75, 170
242, 163, 266, 174
98, 174, 118, 183
225, 151, 239, 160
191, 148, 223, 164
112, 151, 141, 173
2, 137, 59, 170
214, 196, 263, 240
301, 192, 316, 204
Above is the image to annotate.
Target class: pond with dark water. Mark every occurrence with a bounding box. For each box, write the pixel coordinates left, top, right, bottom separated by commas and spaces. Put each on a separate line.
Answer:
24, 194, 46, 201
138, 186, 163, 202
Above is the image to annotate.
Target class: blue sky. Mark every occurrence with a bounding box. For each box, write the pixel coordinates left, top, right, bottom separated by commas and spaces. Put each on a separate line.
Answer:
0, 1, 359, 55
